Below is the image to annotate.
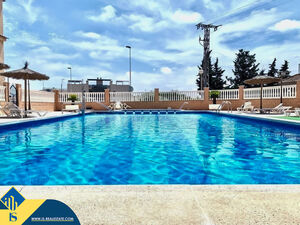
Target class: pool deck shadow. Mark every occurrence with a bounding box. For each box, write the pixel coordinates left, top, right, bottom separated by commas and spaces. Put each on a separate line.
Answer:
0, 185, 299, 225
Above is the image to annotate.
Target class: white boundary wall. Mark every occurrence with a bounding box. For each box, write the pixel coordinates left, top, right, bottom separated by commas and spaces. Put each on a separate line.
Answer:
244, 85, 296, 99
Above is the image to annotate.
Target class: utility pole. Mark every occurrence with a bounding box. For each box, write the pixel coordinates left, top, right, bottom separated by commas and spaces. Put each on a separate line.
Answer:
68, 67, 72, 81
125, 46, 132, 87
196, 23, 221, 89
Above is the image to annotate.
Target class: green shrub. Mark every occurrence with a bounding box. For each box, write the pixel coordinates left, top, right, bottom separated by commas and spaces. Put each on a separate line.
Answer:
210, 91, 220, 98
67, 94, 78, 102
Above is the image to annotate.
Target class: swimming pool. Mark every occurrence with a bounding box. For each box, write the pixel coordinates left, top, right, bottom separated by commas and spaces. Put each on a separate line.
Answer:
0, 113, 299, 185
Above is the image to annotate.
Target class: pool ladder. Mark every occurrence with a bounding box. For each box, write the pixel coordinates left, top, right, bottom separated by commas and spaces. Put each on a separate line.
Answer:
179, 102, 189, 110
217, 101, 232, 113
95, 102, 112, 111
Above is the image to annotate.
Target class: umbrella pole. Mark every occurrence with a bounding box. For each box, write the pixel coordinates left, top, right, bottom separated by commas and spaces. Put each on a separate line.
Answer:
24, 79, 27, 117
260, 83, 263, 113
280, 79, 283, 104
28, 80, 31, 110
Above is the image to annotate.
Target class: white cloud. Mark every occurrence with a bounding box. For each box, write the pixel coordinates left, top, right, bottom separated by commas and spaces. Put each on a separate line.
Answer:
31, 47, 80, 60
87, 6, 167, 32
52, 32, 125, 61
270, 19, 300, 32
119, 0, 169, 16
202, 0, 224, 12
131, 66, 198, 91
87, 5, 116, 22
220, 8, 281, 35
160, 67, 172, 74
86, 3, 203, 32
75, 31, 101, 39
15, 0, 46, 24
52, 30, 201, 68
128, 14, 169, 32
12, 31, 46, 47
253, 42, 300, 73
170, 9, 203, 24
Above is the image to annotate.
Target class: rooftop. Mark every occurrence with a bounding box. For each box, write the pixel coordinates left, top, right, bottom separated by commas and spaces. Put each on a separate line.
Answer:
283, 74, 300, 84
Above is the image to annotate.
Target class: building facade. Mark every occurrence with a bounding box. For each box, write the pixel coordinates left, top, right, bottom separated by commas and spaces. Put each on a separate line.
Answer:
67, 78, 133, 93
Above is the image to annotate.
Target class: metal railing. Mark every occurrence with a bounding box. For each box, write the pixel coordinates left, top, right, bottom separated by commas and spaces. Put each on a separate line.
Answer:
244, 85, 297, 99
110, 92, 154, 102
159, 91, 204, 101
0, 86, 5, 101
211, 89, 239, 100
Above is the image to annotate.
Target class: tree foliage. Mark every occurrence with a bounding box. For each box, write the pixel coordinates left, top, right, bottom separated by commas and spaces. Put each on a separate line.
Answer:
196, 51, 213, 90
259, 69, 265, 76
279, 60, 291, 78
267, 58, 277, 77
210, 58, 225, 89
196, 51, 225, 90
227, 49, 260, 88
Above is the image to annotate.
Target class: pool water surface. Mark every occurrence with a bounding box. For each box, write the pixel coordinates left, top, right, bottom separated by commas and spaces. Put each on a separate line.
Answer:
0, 113, 299, 185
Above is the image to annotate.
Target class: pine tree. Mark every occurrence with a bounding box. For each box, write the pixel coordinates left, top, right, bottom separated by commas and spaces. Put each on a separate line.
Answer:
228, 49, 260, 88
210, 58, 225, 89
279, 60, 291, 78
196, 51, 213, 90
267, 58, 277, 77
196, 66, 203, 90
259, 69, 265, 76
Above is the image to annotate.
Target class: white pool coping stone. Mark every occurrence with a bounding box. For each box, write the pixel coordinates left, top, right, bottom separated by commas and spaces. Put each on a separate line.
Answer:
213, 110, 300, 125
0, 185, 299, 225
0, 111, 95, 127
0, 110, 299, 128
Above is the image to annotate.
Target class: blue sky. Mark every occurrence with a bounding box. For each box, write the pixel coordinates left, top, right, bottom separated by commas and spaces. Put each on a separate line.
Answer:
3, 0, 300, 91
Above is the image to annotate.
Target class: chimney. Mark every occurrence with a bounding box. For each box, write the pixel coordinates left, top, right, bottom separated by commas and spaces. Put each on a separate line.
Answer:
298, 64, 300, 74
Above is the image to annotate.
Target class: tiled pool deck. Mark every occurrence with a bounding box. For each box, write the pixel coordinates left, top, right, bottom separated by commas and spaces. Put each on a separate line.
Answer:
0, 111, 299, 224
0, 185, 299, 225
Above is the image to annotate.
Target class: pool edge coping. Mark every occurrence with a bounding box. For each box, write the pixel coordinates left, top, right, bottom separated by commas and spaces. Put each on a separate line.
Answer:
0, 110, 299, 129
0, 111, 96, 129
208, 111, 300, 126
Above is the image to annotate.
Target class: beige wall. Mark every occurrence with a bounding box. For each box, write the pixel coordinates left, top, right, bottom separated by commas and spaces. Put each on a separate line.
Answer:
1, 81, 300, 112
19, 102, 55, 112
55, 81, 300, 111
0, 97, 299, 112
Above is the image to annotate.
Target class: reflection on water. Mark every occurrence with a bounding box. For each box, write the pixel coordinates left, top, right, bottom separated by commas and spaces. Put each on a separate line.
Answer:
0, 113, 299, 185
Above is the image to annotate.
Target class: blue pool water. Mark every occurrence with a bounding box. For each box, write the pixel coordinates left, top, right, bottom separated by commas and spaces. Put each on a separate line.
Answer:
0, 113, 299, 185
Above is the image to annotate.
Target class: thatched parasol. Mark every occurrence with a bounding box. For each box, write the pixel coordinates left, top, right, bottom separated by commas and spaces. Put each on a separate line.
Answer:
244, 75, 281, 111
0, 63, 10, 70
0, 62, 49, 115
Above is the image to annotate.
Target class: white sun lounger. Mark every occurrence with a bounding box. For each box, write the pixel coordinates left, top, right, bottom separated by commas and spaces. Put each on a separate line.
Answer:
284, 108, 300, 117
255, 104, 292, 114
1, 103, 49, 118
0, 102, 23, 118
237, 102, 254, 112
296, 108, 300, 117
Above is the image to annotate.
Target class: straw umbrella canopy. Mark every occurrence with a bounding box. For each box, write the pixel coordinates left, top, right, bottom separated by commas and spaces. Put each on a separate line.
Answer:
0, 62, 49, 114
0, 63, 10, 70
244, 75, 281, 111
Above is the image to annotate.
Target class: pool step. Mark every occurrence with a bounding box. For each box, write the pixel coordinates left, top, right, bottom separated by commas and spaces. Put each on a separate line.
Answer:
124, 110, 177, 115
